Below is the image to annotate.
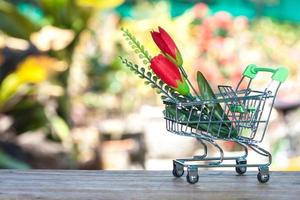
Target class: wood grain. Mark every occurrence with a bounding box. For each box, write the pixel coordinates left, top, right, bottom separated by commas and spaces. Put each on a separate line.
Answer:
0, 170, 299, 200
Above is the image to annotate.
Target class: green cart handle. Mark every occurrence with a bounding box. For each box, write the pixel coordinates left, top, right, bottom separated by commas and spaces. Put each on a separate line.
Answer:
243, 64, 288, 83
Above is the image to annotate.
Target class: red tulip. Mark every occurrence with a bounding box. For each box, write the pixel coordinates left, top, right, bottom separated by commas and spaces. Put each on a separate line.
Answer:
150, 54, 190, 96
151, 27, 183, 66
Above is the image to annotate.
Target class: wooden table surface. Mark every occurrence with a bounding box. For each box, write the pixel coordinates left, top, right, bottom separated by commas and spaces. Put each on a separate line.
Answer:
0, 170, 299, 200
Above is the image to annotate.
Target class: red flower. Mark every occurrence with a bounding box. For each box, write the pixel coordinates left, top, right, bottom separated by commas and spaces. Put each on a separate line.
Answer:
151, 27, 183, 66
150, 54, 190, 95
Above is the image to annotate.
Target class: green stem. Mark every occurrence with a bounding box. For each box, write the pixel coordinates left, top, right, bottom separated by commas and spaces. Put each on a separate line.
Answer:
179, 66, 201, 100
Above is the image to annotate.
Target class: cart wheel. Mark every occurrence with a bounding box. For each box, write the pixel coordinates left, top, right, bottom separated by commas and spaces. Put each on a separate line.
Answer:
236, 166, 247, 175
257, 172, 270, 183
257, 166, 270, 183
235, 159, 247, 175
186, 171, 199, 184
172, 163, 184, 177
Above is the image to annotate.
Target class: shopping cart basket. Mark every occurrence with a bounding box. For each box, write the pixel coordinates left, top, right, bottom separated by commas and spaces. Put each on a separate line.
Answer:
164, 64, 288, 184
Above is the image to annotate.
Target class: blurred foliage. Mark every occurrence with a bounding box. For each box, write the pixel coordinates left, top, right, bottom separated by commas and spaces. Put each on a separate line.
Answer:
5, 98, 48, 133
0, 55, 50, 107
86, 48, 123, 92
0, 0, 124, 168
0, 149, 30, 169
0, 0, 39, 39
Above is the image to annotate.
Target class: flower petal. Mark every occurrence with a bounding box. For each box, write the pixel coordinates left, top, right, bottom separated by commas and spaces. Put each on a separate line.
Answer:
150, 54, 182, 88
158, 26, 178, 58
151, 31, 173, 57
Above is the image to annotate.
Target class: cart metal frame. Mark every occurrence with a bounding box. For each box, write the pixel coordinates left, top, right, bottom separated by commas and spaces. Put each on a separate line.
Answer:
163, 64, 288, 184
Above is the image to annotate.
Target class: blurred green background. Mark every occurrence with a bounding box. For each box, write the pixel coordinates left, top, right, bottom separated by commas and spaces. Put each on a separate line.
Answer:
0, 0, 299, 171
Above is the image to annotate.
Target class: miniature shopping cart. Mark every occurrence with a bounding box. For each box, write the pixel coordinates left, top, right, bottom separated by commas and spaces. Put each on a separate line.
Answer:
163, 64, 288, 184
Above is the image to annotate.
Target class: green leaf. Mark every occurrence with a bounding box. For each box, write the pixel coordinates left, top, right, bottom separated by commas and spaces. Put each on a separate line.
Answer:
165, 106, 237, 138
140, 67, 145, 73
146, 72, 152, 78
0, 149, 30, 169
0, 1, 40, 39
197, 72, 212, 100
159, 80, 164, 87
49, 115, 70, 142
196, 71, 234, 131
164, 85, 170, 91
